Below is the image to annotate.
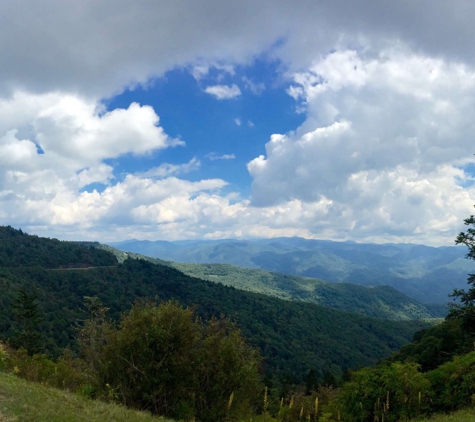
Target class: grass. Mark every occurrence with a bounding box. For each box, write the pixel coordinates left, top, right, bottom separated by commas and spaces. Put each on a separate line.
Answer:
413, 408, 475, 422
0, 372, 173, 422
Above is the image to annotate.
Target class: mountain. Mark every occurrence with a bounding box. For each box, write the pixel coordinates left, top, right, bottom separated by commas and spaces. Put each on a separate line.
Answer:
167, 262, 448, 320
0, 226, 427, 381
98, 244, 447, 321
109, 237, 472, 303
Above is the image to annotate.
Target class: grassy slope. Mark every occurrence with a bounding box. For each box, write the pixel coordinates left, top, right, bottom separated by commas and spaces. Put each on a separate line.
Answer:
414, 409, 475, 422
99, 245, 447, 321
0, 372, 171, 422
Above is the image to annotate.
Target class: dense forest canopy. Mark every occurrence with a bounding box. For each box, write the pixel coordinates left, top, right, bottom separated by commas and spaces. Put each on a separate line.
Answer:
0, 226, 427, 381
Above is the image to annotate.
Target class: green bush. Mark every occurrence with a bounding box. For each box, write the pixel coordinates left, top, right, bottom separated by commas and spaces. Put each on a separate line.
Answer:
3, 347, 91, 391
427, 351, 475, 412
83, 300, 262, 421
336, 362, 430, 422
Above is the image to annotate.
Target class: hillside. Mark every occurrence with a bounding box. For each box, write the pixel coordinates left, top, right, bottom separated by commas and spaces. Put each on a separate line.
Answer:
0, 226, 116, 268
0, 227, 428, 380
99, 244, 447, 321
109, 237, 472, 303
0, 371, 170, 422
168, 262, 447, 320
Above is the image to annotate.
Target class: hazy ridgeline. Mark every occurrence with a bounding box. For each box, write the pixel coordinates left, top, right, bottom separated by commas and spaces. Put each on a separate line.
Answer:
110, 237, 472, 303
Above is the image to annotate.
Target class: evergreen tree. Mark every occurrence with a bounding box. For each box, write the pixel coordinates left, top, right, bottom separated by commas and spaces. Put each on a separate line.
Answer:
305, 369, 319, 395
10, 288, 43, 355
322, 370, 337, 388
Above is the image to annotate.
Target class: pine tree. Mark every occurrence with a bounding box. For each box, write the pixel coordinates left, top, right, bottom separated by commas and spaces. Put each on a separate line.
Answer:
10, 288, 43, 355
305, 369, 319, 395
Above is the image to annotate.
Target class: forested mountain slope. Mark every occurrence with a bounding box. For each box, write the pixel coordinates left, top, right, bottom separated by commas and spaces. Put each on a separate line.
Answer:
0, 227, 427, 381
110, 237, 471, 303
99, 244, 447, 321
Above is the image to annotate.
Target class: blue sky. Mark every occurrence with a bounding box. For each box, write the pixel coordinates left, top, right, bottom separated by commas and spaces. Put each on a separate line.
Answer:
2, 1, 475, 245
104, 59, 305, 196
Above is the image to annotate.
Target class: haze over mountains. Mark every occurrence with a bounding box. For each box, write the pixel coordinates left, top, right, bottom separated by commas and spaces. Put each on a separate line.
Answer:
109, 237, 472, 304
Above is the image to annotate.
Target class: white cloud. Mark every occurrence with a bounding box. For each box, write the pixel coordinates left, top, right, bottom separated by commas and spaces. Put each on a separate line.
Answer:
0, 91, 185, 226
139, 158, 201, 178
234, 118, 242, 126
247, 121, 254, 128
242, 77, 265, 95
204, 84, 241, 100
247, 48, 475, 242
206, 153, 236, 161
5, 2, 475, 244
191, 63, 235, 81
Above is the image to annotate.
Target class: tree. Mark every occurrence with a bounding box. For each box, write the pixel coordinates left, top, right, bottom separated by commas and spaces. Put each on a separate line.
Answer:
449, 214, 475, 333
10, 288, 43, 355
322, 370, 337, 388
305, 369, 319, 395
78, 296, 111, 377
81, 300, 262, 421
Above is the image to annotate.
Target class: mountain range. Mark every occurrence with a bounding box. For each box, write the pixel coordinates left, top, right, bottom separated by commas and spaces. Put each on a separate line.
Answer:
109, 237, 472, 303
0, 226, 428, 381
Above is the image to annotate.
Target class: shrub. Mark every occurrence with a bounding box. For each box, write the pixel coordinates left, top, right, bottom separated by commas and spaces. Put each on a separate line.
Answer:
3, 346, 91, 391
427, 351, 475, 412
82, 300, 262, 421
336, 362, 430, 422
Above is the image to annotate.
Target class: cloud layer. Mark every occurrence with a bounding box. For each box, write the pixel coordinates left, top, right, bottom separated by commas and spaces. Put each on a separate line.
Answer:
2, 1, 475, 243
249, 49, 475, 242
3, 1, 475, 97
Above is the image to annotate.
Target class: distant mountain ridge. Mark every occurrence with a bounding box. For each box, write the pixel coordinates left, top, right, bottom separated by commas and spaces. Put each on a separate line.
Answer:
101, 242, 447, 321
109, 237, 472, 303
0, 226, 428, 380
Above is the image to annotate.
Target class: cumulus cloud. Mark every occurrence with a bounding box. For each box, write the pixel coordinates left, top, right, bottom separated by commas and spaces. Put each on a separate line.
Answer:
5, 2, 475, 243
0, 91, 185, 226
248, 48, 475, 242
204, 84, 241, 100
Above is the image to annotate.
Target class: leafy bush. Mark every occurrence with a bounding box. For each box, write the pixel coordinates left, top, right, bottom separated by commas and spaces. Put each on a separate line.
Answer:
427, 351, 475, 412
82, 300, 262, 421
336, 362, 430, 422
3, 346, 91, 391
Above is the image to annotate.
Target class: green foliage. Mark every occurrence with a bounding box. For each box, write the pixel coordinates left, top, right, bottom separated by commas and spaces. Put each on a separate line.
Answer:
111, 237, 470, 303
333, 350, 475, 421
305, 369, 319, 395
336, 362, 430, 422
388, 318, 471, 372
0, 225, 116, 268
82, 301, 261, 421
426, 351, 475, 412
412, 408, 475, 422
170, 262, 447, 321
450, 214, 475, 334
0, 247, 427, 381
10, 288, 43, 355
0, 371, 172, 422
2, 346, 92, 391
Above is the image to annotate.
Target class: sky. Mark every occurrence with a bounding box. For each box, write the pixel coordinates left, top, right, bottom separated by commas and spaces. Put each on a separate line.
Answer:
2, 1, 475, 245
